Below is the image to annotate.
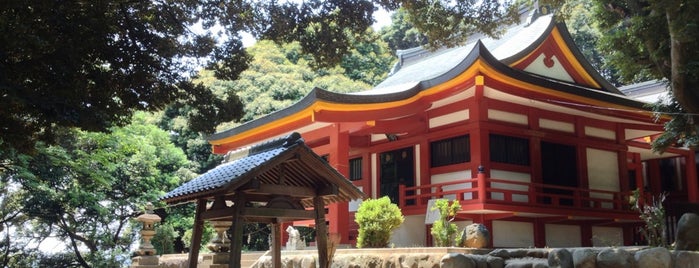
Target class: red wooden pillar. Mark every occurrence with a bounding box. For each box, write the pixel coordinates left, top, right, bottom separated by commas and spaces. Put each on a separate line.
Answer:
622, 224, 634, 246
419, 139, 430, 205
686, 151, 698, 203
529, 137, 542, 204
580, 224, 592, 247
647, 160, 661, 194
328, 125, 350, 244
477, 167, 487, 202
626, 152, 645, 206
470, 75, 487, 177
533, 219, 546, 248
575, 119, 590, 204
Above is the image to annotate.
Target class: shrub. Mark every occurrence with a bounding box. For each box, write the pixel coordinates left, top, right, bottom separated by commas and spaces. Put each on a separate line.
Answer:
354, 196, 404, 248
430, 199, 461, 247
632, 191, 667, 247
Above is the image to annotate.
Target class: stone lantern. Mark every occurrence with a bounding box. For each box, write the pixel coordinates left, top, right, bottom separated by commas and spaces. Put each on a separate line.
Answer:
136, 203, 161, 256
207, 220, 232, 253
131, 203, 161, 268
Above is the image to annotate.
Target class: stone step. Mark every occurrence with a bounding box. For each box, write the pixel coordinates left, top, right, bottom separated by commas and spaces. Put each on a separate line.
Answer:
241, 251, 267, 268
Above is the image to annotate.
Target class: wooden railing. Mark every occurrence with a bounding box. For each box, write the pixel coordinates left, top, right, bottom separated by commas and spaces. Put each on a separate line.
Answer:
398, 176, 639, 213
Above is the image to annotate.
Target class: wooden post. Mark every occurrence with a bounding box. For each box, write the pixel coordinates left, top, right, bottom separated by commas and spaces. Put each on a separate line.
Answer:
314, 196, 329, 268
580, 224, 593, 247
533, 219, 545, 248
477, 166, 486, 203
686, 151, 698, 203
188, 199, 207, 268
228, 192, 246, 268
271, 222, 282, 268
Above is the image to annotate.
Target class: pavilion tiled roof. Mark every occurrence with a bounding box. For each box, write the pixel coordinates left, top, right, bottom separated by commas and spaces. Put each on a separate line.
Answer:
161, 132, 365, 206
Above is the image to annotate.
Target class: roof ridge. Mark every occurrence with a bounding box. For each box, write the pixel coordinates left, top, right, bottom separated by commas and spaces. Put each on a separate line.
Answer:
222, 132, 303, 163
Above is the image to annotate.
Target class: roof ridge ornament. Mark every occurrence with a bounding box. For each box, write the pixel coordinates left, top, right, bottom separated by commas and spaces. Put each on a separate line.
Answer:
526, 4, 552, 26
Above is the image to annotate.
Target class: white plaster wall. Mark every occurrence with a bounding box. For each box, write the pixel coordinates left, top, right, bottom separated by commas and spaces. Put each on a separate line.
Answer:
539, 118, 574, 133
523, 54, 575, 83
390, 215, 426, 247
429, 109, 470, 129
585, 126, 616, 140
586, 148, 619, 209
348, 186, 363, 212
545, 224, 581, 247
493, 221, 534, 247
431, 170, 473, 200
488, 109, 528, 125
592, 226, 624, 247
490, 170, 531, 203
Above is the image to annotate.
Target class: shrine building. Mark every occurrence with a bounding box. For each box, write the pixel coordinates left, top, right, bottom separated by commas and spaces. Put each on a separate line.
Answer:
204, 8, 699, 248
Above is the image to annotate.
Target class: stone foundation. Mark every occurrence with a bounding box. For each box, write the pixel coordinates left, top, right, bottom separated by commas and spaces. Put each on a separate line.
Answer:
156, 247, 699, 268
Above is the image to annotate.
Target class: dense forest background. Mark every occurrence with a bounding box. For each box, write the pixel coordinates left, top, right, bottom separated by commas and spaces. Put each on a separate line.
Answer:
2, 0, 697, 266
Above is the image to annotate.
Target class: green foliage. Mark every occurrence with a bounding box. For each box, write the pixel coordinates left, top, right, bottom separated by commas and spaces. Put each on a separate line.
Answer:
587, 0, 699, 150
649, 93, 699, 152
339, 28, 396, 86
162, 204, 213, 253
632, 191, 668, 247
379, 8, 429, 51
430, 199, 461, 247
3, 112, 190, 267
0, 0, 385, 154
377, 1, 520, 49
181, 222, 214, 252
0, 1, 240, 153
589, 0, 664, 84
152, 223, 177, 255
216, 40, 375, 129
0, 179, 31, 267
559, 0, 623, 86
354, 196, 404, 248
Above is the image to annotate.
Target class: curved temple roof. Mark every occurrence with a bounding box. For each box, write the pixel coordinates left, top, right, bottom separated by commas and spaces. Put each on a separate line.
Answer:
208, 9, 649, 149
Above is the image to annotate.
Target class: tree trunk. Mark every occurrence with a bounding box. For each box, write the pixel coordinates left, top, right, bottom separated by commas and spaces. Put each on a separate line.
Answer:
667, 2, 699, 118
67, 232, 92, 268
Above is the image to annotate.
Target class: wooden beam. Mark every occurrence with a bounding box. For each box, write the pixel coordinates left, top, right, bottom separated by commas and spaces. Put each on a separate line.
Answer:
242, 217, 288, 224
201, 207, 234, 221
203, 198, 315, 221
229, 193, 246, 268
188, 199, 207, 268
257, 184, 316, 197
241, 207, 315, 219
317, 184, 339, 196
460, 212, 515, 221
314, 196, 329, 268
